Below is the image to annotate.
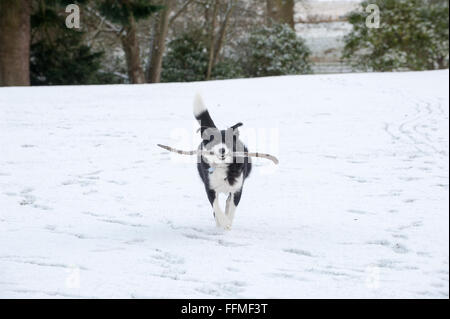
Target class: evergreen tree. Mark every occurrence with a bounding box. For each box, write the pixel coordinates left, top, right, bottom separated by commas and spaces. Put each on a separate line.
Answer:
97, 0, 161, 25
96, 0, 162, 83
30, 31, 107, 85
343, 0, 449, 71
30, 0, 114, 85
161, 31, 209, 82
240, 23, 311, 77
161, 30, 242, 82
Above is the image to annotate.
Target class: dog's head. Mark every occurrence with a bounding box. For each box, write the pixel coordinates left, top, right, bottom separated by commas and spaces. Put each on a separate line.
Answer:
200, 122, 244, 164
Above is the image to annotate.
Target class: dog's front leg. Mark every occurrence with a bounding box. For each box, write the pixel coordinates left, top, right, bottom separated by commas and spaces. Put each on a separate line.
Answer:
225, 193, 232, 216
213, 196, 231, 230
208, 190, 231, 229
225, 193, 235, 227
226, 189, 242, 227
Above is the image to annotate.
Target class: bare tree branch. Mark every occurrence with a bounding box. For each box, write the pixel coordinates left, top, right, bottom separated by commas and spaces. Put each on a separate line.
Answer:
84, 5, 122, 35
169, 0, 195, 26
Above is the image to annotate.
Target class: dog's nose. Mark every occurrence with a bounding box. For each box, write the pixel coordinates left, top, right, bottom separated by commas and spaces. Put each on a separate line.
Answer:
219, 147, 226, 155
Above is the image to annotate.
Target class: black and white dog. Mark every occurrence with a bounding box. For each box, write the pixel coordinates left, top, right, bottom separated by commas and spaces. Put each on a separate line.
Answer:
194, 94, 252, 230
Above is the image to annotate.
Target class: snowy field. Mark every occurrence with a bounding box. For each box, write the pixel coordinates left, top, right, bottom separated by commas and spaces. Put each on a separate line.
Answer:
0, 70, 448, 298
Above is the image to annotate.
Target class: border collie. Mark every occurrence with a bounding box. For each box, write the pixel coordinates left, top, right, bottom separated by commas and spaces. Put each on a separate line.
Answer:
193, 94, 252, 230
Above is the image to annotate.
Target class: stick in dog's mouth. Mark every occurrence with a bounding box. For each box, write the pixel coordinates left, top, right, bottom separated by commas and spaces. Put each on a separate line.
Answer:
157, 144, 279, 165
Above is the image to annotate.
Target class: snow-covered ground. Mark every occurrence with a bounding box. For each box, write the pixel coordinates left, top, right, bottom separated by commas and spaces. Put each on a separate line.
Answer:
0, 70, 448, 298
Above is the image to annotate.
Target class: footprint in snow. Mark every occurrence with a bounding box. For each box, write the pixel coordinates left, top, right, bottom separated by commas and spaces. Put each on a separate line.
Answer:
392, 243, 409, 254
19, 195, 35, 206
366, 240, 390, 246
347, 209, 373, 215
283, 248, 314, 257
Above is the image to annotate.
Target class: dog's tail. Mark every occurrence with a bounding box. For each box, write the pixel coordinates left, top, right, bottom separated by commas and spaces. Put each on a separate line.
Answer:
193, 93, 216, 135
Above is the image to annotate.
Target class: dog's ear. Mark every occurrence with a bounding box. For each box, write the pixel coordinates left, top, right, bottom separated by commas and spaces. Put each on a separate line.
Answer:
228, 122, 243, 139
230, 122, 243, 130
196, 126, 207, 134
230, 122, 244, 130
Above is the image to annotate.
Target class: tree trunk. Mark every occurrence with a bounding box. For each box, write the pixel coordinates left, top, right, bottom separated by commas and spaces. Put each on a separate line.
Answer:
0, 0, 31, 86
213, 0, 235, 66
266, 0, 277, 23
266, 0, 295, 29
206, 0, 219, 81
147, 0, 174, 83
121, 16, 145, 84
280, 0, 295, 28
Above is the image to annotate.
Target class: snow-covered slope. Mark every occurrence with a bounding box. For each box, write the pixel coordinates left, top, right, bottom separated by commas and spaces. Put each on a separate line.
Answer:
0, 70, 448, 298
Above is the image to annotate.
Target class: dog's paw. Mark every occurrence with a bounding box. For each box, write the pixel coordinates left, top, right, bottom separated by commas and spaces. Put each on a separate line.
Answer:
215, 214, 232, 230
221, 218, 232, 231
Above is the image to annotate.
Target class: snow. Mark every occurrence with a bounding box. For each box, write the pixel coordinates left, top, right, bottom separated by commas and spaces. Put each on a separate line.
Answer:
0, 70, 448, 298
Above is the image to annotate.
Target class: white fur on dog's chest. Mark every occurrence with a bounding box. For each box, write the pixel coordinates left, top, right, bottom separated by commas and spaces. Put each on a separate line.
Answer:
208, 166, 243, 194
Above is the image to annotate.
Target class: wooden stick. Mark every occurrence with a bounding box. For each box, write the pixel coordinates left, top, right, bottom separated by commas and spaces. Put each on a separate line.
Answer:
157, 144, 279, 165
233, 151, 279, 165
157, 144, 199, 155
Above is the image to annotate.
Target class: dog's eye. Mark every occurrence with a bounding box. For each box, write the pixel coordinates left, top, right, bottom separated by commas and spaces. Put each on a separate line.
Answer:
203, 135, 214, 144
